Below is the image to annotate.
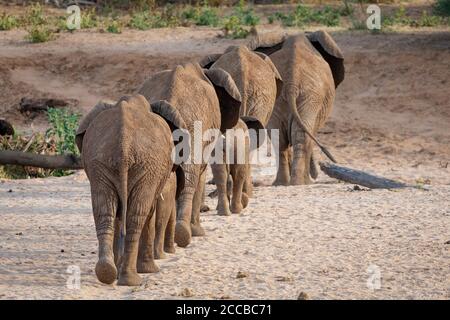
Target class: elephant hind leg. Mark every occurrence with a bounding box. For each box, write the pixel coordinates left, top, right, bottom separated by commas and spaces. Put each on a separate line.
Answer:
137, 209, 160, 273
191, 169, 206, 236
290, 131, 313, 185
153, 197, 168, 260
90, 181, 118, 285
270, 121, 290, 186
230, 164, 246, 214
118, 183, 157, 286
164, 204, 176, 254
211, 163, 231, 216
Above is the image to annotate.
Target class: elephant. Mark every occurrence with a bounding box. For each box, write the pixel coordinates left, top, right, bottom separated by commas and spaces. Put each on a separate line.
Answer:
247, 30, 345, 185
152, 170, 182, 259
138, 63, 242, 248
211, 117, 263, 216
75, 95, 186, 286
200, 45, 281, 206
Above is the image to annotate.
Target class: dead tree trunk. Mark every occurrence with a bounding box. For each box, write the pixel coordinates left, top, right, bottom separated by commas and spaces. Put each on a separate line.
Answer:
0, 150, 82, 170
319, 162, 407, 189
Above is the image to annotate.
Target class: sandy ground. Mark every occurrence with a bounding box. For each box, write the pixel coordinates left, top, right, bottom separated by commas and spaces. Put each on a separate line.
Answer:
0, 26, 449, 299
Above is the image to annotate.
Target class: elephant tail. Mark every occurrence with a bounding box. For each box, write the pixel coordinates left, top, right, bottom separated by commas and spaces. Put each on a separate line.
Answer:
285, 86, 337, 163
117, 165, 128, 261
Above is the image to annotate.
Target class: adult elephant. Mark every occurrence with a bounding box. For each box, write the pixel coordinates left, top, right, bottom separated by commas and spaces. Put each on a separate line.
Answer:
76, 95, 186, 286
138, 63, 241, 248
200, 45, 281, 214
248, 30, 345, 185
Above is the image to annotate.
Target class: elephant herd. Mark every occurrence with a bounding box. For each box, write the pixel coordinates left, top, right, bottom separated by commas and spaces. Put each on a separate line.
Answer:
75, 30, 345, 286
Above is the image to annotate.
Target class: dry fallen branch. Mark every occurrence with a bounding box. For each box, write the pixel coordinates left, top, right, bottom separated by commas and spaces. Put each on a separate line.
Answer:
19, 98, 78, 114
0, 150, 82, 170
319, 162, 408, 189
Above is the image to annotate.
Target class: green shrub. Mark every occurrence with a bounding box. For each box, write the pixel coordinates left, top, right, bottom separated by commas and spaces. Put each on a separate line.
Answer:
46, 108, 81, 156
26, 25, 54, 43
269, 5, 341, 28
434, 0, 450, 16
25, 2, 46, 26
182, 5, 219, 27
105, 19, 122, 33
313, 6, 341, 27
416, 10, 442, 27
233, 0, 260, 26
0, 13, 19, 30
81, 8, 98, 29
129, 11, 152, 30
223, 15, 249, 39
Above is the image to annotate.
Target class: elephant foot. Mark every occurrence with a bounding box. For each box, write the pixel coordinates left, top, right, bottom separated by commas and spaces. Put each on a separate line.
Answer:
191, 223, 205, 237
272, 179, 289, 186
95, 257, 117, 285
175, 221, 191, 248
290, 176, 313, 185
241, 193, 249, 208
231, 202, 243, 214
117, 270, 142, 286
154, 249, 166, 260
217, 205, 231, 216
137, 260, 160, 273
200, 204, 210, 212
164, 245, 176, 254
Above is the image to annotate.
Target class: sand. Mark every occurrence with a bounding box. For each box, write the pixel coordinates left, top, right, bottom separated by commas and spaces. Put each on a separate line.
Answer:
0, 26, 449, 299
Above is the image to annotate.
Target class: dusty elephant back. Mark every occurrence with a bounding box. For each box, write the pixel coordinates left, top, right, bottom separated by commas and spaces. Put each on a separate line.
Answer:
211, 46, 278, 126
270, 34, 335, 129
138, 63, 221, 135
82, 102, 174, 179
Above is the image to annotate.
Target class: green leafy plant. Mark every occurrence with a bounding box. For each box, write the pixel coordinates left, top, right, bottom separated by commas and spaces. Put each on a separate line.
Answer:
182, 4, 219, 27
233, 0, 260, 26
27, 25, 54, 43
81, 8, 98, 29
269, 5, 340, 28
223, 15, 249, 39
25, 2, 46, 26
46, 107, 81, 156
434, 0, 450, 16
0, 13, 19, 30
416, 10, 442, 27
129, 11, 152, 30
105, 19, 122, 33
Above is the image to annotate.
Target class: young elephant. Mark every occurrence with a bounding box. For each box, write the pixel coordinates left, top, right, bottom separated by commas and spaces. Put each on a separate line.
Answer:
138, 63, 241, 248
76, 95, 186, 286
151, 170, 183, 259
248, 30, 345, 185
200, 45, 282, 198
211, 117, 263, 216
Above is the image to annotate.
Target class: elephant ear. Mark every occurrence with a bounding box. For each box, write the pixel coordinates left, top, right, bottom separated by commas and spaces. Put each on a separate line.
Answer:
247, 31, 286, 56
203, 68, 242, 132
150, 100, 187, 135
75, 100, 115, 153
172, 165, 185, 200
241, 116, 265, 150
306, 30, 345, 88
254, 51, 283, 98
199, 53, 222, 69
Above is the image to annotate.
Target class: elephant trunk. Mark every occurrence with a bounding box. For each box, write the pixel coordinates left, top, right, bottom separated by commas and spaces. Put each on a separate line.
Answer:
174, 163, 198, 248
285, 85, 337, 163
